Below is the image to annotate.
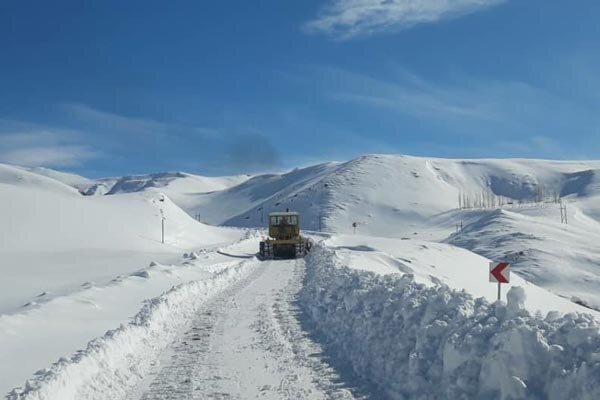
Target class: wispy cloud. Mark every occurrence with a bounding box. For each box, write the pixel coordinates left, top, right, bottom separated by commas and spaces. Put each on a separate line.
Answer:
295, 65, 600, 159
60, 102, 221, 141
314, 66, 599, 135
60, 103, 170, 139
305, 0, 505, 40
0, 145, 96, 167
314, 67, 502, 123
0, 122, 98, 167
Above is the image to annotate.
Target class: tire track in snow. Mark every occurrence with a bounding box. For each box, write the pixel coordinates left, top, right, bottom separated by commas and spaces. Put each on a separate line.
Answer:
8, 259, 258, 400
138, 260, 357, 400
138, 264, 265, 400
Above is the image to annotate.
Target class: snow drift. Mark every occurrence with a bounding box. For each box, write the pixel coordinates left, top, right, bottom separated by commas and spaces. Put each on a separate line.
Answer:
7, 260, 257, 400
301, 246, 600, 400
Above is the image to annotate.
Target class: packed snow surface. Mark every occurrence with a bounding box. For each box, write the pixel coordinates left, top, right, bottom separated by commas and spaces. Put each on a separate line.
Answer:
7, 254, 258, 400
7, 252, 356, 400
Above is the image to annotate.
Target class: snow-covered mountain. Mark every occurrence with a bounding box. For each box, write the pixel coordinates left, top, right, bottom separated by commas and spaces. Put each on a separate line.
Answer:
187, 154, 600, 232
26, 166, 251, 198
4, 155, 600, 398
172, 154, 600, 310
6, 155, 600, 313
90, 171, 250, 197
0, 163, 245, 314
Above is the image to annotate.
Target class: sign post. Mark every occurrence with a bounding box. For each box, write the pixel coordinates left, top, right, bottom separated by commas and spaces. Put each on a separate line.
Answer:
489, 261, 510, 301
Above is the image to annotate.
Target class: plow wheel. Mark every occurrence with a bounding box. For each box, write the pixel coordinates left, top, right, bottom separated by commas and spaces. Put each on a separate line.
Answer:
259, 241, 273, 260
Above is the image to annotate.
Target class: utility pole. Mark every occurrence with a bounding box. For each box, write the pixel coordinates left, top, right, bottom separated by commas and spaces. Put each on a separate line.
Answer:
319, 212, 322, 232
560, 201, 568, 224
455, 222, 463, 234
160, 209, 165, 244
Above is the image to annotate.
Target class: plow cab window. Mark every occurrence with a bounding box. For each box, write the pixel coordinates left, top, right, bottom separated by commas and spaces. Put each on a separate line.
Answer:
270, 215, 298, 226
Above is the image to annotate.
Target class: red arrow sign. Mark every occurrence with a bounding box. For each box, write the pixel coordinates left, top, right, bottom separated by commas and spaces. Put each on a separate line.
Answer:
489, 262, 510, 283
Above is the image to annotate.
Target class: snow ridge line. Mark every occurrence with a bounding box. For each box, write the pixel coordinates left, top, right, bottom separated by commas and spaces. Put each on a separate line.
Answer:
7, 259, 258, 400
301, 246, 600, 400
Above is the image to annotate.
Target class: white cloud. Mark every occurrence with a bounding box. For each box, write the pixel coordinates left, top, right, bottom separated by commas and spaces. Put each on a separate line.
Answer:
302, 65, 600, 159
305, 0, 505, 40
0, 103, 221, 170
318, 67, 501, 122
0, 145, 96, 167
60, 103, 221, 141
0, 123, 98, 167
60, 103, 169, 138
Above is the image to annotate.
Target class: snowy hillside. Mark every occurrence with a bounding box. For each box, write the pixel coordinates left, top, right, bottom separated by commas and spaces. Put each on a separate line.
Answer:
83, 171, 250, 198
0, 164, 249, 393
4, 154, 600, 399
185, 162, 342, 226
323, 234, 598, 317
180, 154, 600, 311
0, 164, 245, 310
21, 166, 93, 192
447, 205, 600, 311
193, 154, 600, 233
0, 164, 83, 196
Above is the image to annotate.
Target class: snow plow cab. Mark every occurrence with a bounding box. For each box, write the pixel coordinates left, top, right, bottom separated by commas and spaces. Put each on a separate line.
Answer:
259, 211, 311, 259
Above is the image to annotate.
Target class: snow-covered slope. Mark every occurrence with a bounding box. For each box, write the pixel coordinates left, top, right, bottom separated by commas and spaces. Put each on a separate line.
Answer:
21, 166, 93, 192
83, 171, 250, 198
0, 164, 82, 196
185, 154, 600, 311
7, 155, 600, 312
0, 164, 245, 314
323, 234, 598, 317
193, 154, 600, 233
4, 154, 600, 399
0, 163, 252, 394
447, 205, 600, 311
186, 162, 342, 226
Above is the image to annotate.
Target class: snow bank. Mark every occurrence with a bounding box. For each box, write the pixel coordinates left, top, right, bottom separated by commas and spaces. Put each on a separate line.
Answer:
301, 246, 600, 400
7, 260, 257, 400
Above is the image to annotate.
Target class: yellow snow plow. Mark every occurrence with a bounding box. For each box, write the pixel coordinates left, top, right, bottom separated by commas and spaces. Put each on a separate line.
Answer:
259, 211, 311, 259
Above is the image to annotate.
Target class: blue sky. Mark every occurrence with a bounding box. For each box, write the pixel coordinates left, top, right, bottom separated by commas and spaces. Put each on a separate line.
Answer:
1, 0, 599, 177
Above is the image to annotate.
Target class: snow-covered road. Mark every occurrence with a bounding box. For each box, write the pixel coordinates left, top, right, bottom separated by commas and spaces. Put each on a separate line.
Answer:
136, 258, 355, 400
